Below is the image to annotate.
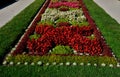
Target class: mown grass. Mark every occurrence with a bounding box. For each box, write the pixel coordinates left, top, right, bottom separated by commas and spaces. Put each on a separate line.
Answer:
83, 0, 120, 59
0, 0, 45, 62
0, 0, 120, 77
0, 65, 120, 77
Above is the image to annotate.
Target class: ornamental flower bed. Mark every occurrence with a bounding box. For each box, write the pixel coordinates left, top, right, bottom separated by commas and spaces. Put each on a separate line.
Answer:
3, 0, 119, 67
27, 25, 103, 56
40, 8, 88, 26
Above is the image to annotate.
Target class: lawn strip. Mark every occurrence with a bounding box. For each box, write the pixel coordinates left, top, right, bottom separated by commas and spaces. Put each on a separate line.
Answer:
0, 0, 45, 63
83, 0, 120, 59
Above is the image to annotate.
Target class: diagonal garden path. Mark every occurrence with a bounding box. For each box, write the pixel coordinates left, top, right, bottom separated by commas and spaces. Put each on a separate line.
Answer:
0, 0, 34, 28
94, 0, 120, 24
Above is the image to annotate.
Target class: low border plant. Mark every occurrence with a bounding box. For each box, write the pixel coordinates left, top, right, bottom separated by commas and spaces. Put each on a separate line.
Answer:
4, 54, 118, 67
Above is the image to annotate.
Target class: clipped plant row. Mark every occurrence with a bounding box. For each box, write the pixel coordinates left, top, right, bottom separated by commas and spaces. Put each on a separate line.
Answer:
3, 54, 118, 67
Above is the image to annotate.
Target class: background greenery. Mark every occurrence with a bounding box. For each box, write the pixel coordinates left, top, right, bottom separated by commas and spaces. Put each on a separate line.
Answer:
6, 54, 117, 66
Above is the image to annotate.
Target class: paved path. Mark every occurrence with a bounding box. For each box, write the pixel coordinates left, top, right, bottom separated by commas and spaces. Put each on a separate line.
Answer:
0, 0, 34, 28
94, 0, 120, 24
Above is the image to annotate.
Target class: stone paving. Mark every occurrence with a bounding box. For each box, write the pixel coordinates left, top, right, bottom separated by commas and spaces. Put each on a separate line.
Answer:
0, 0, 34, 28
94, 0, 120, 24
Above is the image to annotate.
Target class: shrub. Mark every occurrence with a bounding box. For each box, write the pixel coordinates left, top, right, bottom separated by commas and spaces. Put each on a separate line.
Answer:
70, 21, 89, 27
50, 45, 73, 54
29, 34, 41, 40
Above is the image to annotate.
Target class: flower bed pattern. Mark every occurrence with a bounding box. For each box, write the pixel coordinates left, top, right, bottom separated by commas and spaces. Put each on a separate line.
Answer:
27, 25, 103, 56
3, 0, 119, 67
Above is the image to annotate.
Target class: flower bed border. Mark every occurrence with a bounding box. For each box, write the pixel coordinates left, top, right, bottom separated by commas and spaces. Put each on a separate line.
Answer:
12, 0, 50, 55
12, 0, 113, 57
81, 2, 114, 57
3, 54, 119, 68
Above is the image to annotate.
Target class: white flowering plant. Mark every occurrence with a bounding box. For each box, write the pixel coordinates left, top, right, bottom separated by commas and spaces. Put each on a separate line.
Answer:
40, 8, 88, 26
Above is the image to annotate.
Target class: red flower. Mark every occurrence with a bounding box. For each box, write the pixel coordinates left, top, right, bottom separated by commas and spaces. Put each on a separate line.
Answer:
27, 25, 103, 55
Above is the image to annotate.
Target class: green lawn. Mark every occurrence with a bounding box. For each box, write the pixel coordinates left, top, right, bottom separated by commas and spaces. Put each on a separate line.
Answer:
0, 0, 45, 63
0, 65, 120, 77
0, 0, 120, 77
83, 0, 120, 59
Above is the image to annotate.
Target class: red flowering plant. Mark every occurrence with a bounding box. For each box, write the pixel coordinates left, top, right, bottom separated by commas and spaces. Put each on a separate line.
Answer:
48, 1, 80, 8
69, 34, 103, 56
27, 24, 104, 56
